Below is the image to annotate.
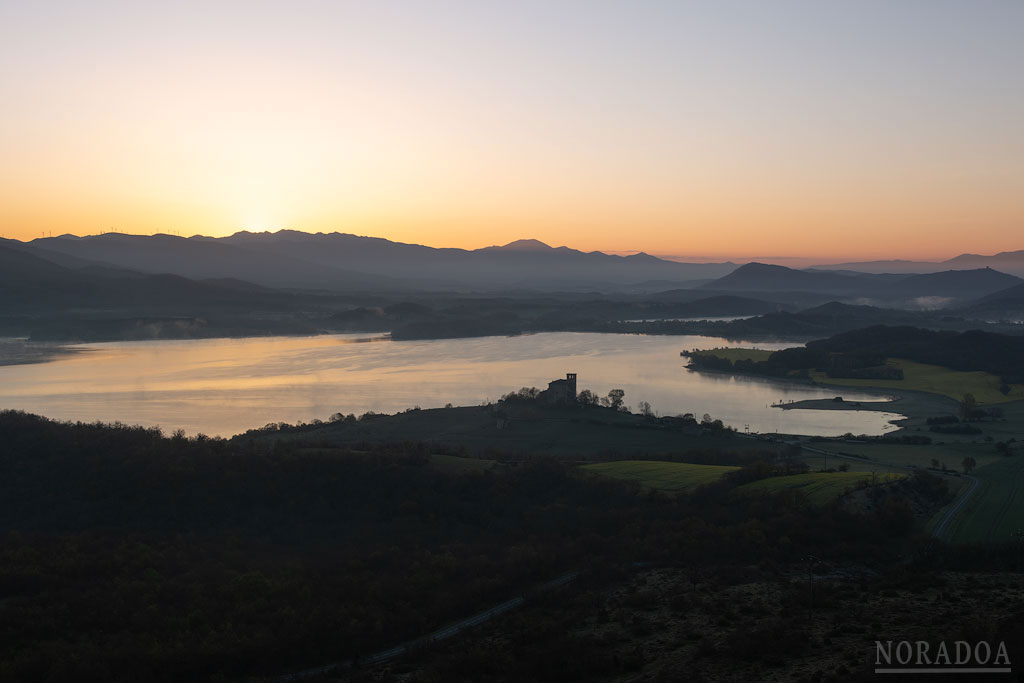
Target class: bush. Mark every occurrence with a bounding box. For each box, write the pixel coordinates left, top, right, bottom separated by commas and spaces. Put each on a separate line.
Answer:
929, 424, 982, 435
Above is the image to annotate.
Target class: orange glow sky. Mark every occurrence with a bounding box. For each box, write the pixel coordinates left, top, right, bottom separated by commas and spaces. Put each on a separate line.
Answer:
1, 2, 1021, 260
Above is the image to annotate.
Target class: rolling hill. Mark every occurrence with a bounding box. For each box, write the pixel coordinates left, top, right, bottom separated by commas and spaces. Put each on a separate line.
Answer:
958, 282, 1024, 320
882, 268, 1021, 299
700, 262, 884, 293
0, 245, 302, 313
700, 262, 1020, 305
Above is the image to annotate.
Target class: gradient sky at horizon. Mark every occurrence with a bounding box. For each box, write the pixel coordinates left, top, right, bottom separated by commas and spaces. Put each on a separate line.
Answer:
1, 0, 1021, 259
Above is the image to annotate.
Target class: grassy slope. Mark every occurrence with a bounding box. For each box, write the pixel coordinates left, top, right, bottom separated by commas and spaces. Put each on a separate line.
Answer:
796, 436, 1022, 542
580, 461, 739, 491
820, 441, 1003, 472
697, 349, 1024, 404
736, 471, 905, 506
697, 348, 1024, 540
944, 455, 1024, 544
811, 358, 1024, 404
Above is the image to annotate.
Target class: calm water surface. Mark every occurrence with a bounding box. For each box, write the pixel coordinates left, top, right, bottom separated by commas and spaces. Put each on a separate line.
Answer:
0, 332, 903, 437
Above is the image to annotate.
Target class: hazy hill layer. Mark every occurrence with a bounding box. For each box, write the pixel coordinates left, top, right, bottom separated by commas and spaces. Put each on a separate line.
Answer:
813, 250, 1024, 277
701, 262, 887, 293
24, 231, 737, 292
30, 233, 406, 291
219, 231, 739, 290
957, 282, 1024, 321
701, 262, 1021, 305
0, 245, 308, 313
945, 250, 1024, 276
883, 268, 1021, 299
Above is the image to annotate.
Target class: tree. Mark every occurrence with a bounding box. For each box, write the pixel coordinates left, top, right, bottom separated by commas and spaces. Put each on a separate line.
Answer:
637, 401, 654, 418
962, 456, 977, 475
960, 393, 977, 422
605, 389, 625, 411
577, 389, 599, 406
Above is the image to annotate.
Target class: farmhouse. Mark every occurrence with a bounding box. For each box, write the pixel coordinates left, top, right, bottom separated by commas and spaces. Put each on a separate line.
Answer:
540, 373, 577, 405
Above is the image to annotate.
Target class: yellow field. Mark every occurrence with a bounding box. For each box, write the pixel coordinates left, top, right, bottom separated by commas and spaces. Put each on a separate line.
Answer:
581, 460, 739, 491
811, 358, 1024, 404
736, 471, 905, 506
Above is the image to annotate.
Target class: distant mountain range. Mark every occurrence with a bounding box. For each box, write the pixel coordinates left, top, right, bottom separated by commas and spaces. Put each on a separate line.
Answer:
812, 250, 1024, 277
5, 232, 1024, 343
5, 230, 1024, 309
17, 234, 405, 292
18, 232, 737, 292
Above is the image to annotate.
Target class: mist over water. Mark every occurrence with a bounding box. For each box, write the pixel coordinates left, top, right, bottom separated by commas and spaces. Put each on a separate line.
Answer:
0, 332, 902, 438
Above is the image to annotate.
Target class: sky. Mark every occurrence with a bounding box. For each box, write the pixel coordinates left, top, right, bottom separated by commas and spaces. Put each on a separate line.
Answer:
1, 1, 1022, 260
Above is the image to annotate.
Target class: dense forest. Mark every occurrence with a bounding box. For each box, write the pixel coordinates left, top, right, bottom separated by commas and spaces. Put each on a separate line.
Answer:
0, 410, 948, 682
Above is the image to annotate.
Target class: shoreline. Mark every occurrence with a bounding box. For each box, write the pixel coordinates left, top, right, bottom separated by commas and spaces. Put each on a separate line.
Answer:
685, 362, 973, 432
772, 387, 966, 435
0, 340, 86, 367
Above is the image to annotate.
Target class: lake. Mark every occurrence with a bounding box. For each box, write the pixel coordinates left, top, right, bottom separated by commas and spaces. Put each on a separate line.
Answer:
0, 332, 903, 437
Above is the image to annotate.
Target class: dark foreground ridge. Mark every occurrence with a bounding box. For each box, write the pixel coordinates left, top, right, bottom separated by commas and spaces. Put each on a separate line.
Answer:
6, 408, 1019, 681
239, 400, 762, 458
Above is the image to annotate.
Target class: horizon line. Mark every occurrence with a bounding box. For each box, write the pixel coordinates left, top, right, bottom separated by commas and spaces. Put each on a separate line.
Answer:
6, 227, 1022, 265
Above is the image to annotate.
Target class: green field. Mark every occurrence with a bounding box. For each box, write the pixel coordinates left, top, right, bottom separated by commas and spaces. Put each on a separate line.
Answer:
736, 471, 905, 506
429, 453, 496, 472
811, 441, 1002, 472
811, 359, 1024, 404
688, 347, 776, 363
581, 460, 739, 491
942, 455, 1024, 544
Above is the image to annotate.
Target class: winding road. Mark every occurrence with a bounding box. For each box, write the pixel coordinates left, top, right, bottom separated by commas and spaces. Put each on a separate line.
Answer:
798, 442, 978, 540
930, 473, 979, 541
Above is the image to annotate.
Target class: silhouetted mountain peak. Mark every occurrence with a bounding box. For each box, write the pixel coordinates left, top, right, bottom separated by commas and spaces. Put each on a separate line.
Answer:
738, 262, 787, 273
488, 239, 554, 252
701, 262, 878, 293
623, 252, 664, 263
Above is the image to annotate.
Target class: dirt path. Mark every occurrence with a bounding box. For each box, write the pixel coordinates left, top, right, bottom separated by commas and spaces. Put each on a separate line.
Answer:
275, 571, 579, 682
